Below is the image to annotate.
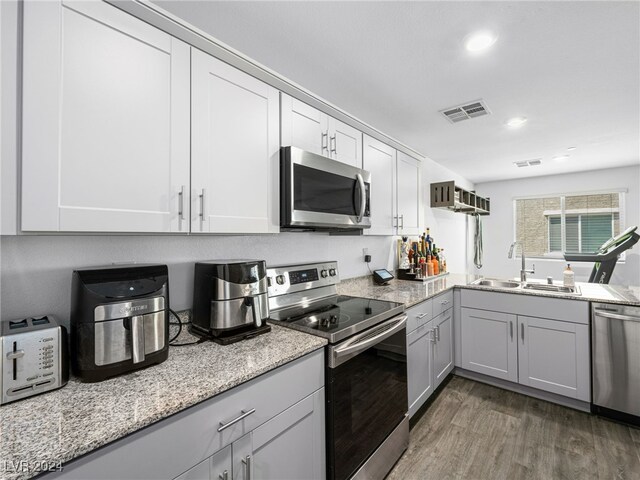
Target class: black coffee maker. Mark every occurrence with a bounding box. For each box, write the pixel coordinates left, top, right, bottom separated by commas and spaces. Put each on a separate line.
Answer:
70, 264, 170, 382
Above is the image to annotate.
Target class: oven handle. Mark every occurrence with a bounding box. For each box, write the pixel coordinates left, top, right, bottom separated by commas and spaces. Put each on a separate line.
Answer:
356, 173, 366, 223
333, 315, 407, 361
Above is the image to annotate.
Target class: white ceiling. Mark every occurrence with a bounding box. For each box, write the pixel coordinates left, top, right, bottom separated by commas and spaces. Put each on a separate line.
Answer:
154, 1, 640, 184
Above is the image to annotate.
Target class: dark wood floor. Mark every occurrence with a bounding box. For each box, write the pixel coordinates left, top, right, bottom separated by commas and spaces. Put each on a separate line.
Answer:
387, 376, 640, 480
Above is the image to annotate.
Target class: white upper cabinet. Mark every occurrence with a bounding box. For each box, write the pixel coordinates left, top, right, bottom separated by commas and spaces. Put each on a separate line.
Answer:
281, 94, 362, 167
21, 0, 190, 232
328, 117, 363, 168
363, 135, 396, 236
281, 94, 329, 156
191, 49, 280, 234
396, 151, 422, 235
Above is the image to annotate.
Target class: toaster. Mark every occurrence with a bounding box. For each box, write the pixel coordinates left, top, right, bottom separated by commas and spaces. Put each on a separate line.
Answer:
0, 315, 69, 405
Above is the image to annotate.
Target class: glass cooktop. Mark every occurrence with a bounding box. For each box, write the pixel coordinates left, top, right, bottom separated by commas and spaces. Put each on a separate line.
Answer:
269, 295, 404, 343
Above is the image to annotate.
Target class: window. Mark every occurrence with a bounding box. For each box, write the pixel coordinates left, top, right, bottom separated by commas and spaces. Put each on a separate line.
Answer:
514, 192, 623, 257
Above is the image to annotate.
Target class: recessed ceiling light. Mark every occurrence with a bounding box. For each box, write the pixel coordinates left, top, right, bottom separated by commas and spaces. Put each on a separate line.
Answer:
464, 31, 498, 53
553, 155, 570, 162
505, 116, 528, 128
567, 146, 577, 151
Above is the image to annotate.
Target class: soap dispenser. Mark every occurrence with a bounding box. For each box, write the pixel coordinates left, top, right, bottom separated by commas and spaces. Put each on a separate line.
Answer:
563, 264, 575, 288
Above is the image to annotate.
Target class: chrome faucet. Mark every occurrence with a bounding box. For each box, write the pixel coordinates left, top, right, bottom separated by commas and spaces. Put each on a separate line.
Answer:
508, 242, 535, 282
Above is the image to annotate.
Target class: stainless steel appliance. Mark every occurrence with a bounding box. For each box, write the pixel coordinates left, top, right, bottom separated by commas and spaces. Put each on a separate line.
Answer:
0, 315, 69, 404
267, 261, 408, 480
592, 302, 640, 425
71, 264, 169, 383
280, 146, 371, 230
192, 260, 271, 344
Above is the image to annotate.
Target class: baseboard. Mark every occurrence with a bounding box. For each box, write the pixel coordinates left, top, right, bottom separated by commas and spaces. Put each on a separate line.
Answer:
453, 368, 591, 413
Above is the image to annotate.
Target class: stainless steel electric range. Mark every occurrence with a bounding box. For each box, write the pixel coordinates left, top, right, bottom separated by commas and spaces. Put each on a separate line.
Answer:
267, 261, 409, 480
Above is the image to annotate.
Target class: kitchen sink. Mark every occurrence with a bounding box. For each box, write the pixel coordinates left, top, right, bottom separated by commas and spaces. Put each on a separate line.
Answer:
522, 283, 581, 295
472, 279, 521, 289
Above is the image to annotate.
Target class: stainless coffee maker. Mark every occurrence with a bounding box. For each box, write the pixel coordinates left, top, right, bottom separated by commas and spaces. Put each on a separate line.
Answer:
192, 260, 271, 344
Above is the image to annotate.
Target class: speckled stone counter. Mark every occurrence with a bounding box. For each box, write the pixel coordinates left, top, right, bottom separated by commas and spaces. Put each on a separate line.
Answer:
337, 273, 477, 307
337, 273, 640, 307
0, 323, 326, 480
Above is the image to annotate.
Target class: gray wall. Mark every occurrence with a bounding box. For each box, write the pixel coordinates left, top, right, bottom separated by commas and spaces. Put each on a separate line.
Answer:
474, 165, 640, 286
0, 233, 397, 326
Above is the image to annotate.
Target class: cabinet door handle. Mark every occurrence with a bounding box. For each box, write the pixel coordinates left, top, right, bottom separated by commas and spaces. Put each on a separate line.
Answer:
219, 471, 228, 480
399, 214, 404, 229
178, 185, 185, 220
242, 455, 252, 480
521, 323, 525, 343
510, 320, 513, 340
217, 408, 256, 432
321, 131, 328, 152
429, 329, 436, 343
330, 135, 337, 154
416, 312, 428, 319
198, 189, 205, 221
435, 325, 440, 341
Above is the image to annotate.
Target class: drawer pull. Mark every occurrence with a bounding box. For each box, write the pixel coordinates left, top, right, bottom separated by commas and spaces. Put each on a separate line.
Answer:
217, 408, 256, 432
441, 300, 450, 305
416, 313, 429, 319
219, 471, 228, 480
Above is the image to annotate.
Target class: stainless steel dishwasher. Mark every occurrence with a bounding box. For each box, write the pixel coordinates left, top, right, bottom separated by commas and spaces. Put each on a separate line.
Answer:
592, 302, 640, 425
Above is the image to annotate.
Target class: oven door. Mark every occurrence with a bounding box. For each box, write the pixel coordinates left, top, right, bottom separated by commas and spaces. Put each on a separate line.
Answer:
281, 146, 371, 229
326, 315, 408, 480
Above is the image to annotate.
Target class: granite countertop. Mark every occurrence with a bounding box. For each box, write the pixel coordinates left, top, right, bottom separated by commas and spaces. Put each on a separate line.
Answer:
0, 322, 326, 480
337, 273, 640, 307
337, 273, 477, 307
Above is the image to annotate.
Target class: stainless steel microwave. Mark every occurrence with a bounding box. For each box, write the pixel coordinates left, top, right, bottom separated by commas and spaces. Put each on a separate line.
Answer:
280, 147, 371, 230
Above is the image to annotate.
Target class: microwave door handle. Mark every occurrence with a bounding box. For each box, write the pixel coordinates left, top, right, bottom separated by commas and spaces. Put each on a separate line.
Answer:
356, 173, 366, 223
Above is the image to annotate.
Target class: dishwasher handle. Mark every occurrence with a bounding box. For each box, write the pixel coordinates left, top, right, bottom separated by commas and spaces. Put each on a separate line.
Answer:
594, 309, 640, 323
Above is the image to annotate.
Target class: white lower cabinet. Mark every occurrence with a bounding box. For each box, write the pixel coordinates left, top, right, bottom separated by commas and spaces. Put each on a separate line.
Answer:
433, 308, 453, 388
518, 315, 590, 401
460, 290, 591, 402
174, 445, 232, 480
406, 295, 454, 418
407, 321, 434, 418
51, 350, 325, 480
176, 389, 324, 480
461, 308, 518, 383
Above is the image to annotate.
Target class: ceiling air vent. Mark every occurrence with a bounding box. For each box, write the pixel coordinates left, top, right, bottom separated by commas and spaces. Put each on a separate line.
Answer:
514, 159, 542, 168
440, 99, 491, 123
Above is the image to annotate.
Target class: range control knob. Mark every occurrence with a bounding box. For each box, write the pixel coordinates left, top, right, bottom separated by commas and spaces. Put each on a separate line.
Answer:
329, 268, 337, 277
276, 275, 286, 285
320, 270, 329, 278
